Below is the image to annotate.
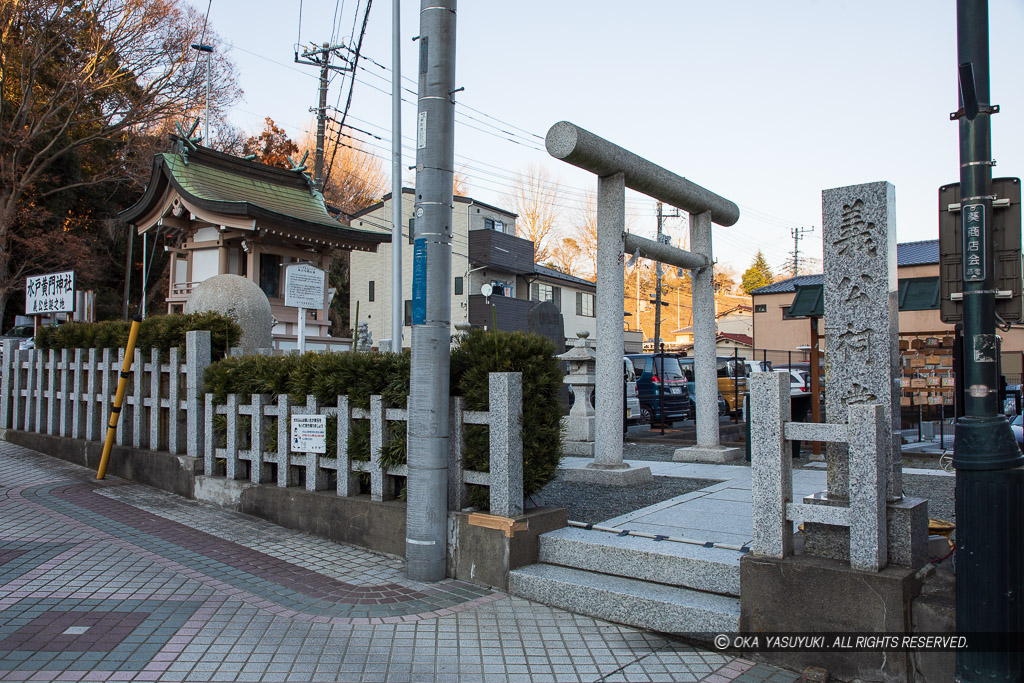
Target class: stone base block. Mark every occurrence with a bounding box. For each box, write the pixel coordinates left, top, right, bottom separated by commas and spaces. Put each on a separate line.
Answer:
672, 445, 743, 463
740, 553, 922, 683
560, 463, 653, 485
562, 441, 595, 457
802, 493, 929, 569
449, 506, 568, 591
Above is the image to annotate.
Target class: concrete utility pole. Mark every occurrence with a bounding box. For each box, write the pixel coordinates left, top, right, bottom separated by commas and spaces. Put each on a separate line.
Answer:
294, 42, 349, 190
951, 0, 1024, 678
788, 226, 813, 277
391, 0, 403, 349
406, 0, 456, 582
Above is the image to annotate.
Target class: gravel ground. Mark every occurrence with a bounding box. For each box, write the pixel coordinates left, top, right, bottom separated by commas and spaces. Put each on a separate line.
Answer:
531, 473, 721, 524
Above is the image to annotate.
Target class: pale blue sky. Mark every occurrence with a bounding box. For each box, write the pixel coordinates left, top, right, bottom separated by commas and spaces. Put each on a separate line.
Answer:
197, 0, 1024, 275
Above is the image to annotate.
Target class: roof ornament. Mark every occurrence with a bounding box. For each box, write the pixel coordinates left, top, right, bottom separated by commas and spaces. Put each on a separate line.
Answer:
286, 151, 320, 195
173, 118, 202, 165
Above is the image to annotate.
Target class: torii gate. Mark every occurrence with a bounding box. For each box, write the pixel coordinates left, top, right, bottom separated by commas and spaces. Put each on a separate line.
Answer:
547, 122, 743, 483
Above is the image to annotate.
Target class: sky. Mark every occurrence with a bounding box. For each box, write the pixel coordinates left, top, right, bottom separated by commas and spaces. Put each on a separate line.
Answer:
193, 0, 1024, 277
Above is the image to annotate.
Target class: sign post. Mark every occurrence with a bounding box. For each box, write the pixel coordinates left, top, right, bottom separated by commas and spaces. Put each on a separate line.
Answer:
284, 264, 326, 354
26, 271, 75, 335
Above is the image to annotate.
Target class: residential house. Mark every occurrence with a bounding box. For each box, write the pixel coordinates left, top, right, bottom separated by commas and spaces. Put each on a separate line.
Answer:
349, 189, 599, 349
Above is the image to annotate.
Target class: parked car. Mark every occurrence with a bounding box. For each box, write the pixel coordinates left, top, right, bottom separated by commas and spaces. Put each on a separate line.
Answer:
783, 369, 812, 398
1012, 413, 1023, 452
677, 355, 746, 416
626, 353, 691, 426
745, 359, 773, 374
0, 324, 35, 361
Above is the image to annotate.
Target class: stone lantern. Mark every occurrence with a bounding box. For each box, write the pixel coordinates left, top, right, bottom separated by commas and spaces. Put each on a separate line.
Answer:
557, 330, 597, 456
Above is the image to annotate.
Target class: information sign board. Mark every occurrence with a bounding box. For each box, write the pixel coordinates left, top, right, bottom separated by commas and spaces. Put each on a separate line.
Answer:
25, 271, 75, 315
290, 415, 327, 453
284, 264, 326, 310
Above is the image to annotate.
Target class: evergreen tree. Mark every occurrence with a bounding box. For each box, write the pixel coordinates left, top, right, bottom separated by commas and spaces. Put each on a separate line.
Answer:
741, 251, 775, 294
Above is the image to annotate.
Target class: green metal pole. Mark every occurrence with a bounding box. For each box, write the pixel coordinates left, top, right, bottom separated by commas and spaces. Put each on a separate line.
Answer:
953, 1, 1024, 679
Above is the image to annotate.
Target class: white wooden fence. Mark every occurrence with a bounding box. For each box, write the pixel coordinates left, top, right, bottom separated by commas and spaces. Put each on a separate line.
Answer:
0, 332, 524, 516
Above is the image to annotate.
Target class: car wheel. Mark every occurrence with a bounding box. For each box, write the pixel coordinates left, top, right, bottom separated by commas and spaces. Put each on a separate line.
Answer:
639, 404, 653, 426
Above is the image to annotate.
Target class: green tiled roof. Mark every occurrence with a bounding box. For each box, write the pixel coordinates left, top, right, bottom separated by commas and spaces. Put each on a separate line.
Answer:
121, 144, 390, 248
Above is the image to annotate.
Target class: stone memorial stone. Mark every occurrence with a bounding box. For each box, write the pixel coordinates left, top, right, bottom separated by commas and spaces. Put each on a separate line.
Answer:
528, 300, 565, 351
185, 274, 273, 354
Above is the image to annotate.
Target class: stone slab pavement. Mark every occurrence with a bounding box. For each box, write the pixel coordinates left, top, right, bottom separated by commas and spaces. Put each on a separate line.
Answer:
559, 456, 951, 545
0, 441, 801, 683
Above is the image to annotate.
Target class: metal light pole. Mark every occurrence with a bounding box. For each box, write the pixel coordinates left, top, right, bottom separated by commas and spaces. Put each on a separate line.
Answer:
390, 0, 403, 349
952, 1, 1024, 678
190, 43, 213, 144
406, 0, 456, 582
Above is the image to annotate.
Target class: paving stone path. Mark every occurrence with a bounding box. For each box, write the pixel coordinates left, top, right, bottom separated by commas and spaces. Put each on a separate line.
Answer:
0, 441, 801, 683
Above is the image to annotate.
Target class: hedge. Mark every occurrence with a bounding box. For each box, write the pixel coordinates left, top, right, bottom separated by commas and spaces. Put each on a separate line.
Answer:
33, 312, 242, 362
204, 328, 563, 509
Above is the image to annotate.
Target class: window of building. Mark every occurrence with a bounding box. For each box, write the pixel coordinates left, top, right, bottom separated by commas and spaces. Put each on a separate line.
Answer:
531, 282, 561, 310
576, 291, 595, 317
898, 276, 941, 311
404, 300, 412, 326
754, 304, 767, 313
454, 276, 463, 295
258, 253, 281, 299
368, 281, 375, 302
484, 218, 495, 231
408, 217, 415, 244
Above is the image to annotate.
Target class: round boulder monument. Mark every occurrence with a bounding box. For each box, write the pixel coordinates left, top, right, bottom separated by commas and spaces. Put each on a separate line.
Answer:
184, 274, 273, 354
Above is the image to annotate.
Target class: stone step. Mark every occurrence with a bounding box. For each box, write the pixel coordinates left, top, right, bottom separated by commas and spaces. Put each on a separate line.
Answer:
508, 563, 740, 636
537, 526, 742, 597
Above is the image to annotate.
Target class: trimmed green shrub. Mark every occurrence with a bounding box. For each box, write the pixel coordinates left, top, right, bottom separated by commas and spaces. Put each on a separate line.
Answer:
34, 312, 242, 361
203, 328, 564, 509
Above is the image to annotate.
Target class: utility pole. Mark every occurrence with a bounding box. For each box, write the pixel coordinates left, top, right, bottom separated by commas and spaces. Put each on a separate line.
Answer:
390, 0, 403, 349
788, 226, 814, 277
654, 202, 663, 350
294, 42, 349, 189
952, 1, 1024, 678
406, 0, 456, 582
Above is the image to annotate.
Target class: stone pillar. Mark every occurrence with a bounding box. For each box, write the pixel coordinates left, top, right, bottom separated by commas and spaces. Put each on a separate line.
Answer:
803, 181, 928, 569
821, 182, 901, 501
557, 331, 596, 457
673, 211, 741, 463
562, 173, 650, 485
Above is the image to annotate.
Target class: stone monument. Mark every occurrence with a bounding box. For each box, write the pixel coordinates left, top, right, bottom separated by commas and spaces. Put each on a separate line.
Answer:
804, 181, 928, 567
527, 300, 565, 351
557, 331, 596, 457
356, 322, 372, 352
184, 274, 273, 354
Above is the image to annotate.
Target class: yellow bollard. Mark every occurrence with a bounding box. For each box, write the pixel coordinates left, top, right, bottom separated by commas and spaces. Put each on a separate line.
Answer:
97, 316, 142, 480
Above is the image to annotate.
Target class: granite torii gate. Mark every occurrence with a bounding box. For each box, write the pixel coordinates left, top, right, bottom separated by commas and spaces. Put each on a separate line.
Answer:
546, 122, 744, 484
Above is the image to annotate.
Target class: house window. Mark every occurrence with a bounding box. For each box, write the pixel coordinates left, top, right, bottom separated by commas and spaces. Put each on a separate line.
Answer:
454, 276, 463, 295
404, 300, 412, 326
368, 281, 375, 302
531, 283, 561, 310
258, 253, 281, 299
484, 218, 495, 230
576, 291, 595, 317
484, 217, 505, 232
408, 217, 415, 244
754, 304, 767, 313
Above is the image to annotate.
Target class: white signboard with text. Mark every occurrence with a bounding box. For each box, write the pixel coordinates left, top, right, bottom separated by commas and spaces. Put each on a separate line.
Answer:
25, 271, 75, 315
290, 415, 327, 453
284, 264, 326, 310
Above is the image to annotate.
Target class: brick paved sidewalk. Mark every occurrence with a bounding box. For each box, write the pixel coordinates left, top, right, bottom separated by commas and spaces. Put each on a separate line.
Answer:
0, 441, 800, 683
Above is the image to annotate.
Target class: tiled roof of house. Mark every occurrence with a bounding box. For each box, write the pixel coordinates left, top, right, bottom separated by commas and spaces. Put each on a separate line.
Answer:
717, 332, 753, 347
534, 264, 596, 289
751, 239, 940, 295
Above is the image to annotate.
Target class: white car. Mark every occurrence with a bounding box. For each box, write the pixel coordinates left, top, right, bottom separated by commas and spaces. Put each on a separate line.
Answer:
781, 369, 811, 398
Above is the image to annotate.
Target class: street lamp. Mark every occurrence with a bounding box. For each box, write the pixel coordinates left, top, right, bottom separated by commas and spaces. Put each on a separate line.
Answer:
190, 43, 213, 145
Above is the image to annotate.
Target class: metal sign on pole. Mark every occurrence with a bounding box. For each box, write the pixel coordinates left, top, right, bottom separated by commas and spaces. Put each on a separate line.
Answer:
950, 2, 1024, 680
284, 263, 326, 353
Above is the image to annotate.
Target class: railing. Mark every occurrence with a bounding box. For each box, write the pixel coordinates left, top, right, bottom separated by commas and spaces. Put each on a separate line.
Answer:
168, 281, 199, 300
0, 334, 524, 515
749, 371, 887, 572
204, 372, 523, 516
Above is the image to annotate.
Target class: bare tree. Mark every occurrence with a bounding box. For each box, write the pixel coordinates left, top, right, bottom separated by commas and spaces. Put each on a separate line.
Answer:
544, 237, 581, 277
0, 0, 241, 322
569, 189, 599, 279
505, 164, 560, 264
299, 125, 389, 216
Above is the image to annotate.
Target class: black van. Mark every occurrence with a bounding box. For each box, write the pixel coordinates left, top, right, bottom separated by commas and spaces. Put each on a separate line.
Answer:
626, 353, 691, 426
